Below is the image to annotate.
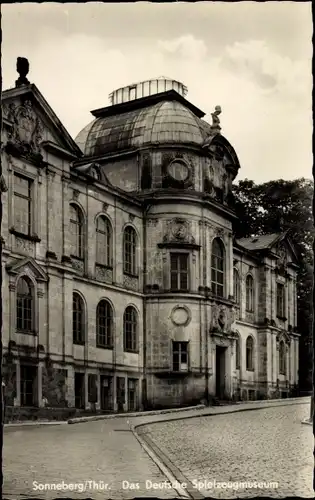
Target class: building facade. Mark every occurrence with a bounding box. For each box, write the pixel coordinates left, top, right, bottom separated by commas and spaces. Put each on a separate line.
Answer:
1, 72, 300, 416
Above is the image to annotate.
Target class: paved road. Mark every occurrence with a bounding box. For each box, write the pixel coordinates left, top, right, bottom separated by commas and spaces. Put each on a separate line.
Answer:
3, 418, 179, 499
141, 402, 313, 498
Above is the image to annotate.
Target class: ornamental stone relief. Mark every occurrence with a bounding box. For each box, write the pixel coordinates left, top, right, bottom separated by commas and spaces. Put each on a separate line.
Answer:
210, 304, 236, 334
4, 100, 44, 156
123, 275, 139, 291
71, 257, 84, 274
95, 265, 113, 284
163, 218, 196, 245
14, 237, 35, 256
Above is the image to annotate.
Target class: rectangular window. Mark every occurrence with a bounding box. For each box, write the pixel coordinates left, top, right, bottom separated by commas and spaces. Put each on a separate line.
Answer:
172, 341, 189, 372
20, 364, 37, 407
14, 174, 32, 235
277, 283, 285, 318
170, 253, 189, 291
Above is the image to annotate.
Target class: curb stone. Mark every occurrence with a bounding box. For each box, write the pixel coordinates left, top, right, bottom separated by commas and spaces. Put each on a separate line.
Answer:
67, 404, 206, 424
4, 421, 68, 428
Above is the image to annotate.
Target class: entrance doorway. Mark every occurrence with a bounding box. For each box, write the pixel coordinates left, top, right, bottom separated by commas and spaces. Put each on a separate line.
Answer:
215, 346, 226, 399
100, 375, 113, 411
20, 364, 37, 406
74, 372, 85, 409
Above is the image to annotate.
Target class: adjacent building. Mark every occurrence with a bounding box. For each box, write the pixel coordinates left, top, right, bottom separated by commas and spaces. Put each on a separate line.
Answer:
1, 68, 300, 417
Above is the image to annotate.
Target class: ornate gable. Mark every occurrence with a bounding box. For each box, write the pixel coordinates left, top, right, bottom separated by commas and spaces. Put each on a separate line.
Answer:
2, 83, 82, 163
6, 257, 48, 282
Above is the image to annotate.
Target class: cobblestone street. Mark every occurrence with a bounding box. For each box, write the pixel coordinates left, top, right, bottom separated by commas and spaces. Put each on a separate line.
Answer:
3, 401, 312, 499
141, 402, 313, 498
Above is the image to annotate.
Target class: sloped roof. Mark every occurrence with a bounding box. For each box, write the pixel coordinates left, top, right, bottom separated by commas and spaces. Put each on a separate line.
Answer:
2, 83, 83, 157
75, 98, 210, 157
236, 233, 285, 251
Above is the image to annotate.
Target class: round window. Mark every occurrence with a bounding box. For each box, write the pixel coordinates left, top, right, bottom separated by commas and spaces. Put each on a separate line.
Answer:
167, 161, 189, 182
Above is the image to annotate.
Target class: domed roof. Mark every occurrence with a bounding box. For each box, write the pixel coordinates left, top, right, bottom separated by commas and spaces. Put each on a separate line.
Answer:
75, 97, 212, 157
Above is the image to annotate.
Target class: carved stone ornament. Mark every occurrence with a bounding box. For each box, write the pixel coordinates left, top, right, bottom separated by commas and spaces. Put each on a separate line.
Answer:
5, 100, 43, 155
163, 218, 195, 244
171, 306, 191, 327
211, 304, 235, 334
215, 227, 225, 239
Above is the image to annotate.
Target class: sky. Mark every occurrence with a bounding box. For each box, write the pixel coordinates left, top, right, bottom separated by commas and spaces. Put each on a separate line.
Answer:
1, 2, 312, 183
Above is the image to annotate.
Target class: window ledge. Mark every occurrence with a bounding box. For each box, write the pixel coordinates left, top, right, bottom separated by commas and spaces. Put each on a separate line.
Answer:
123, 349, 139, 354
96, 344, 114, 350
96, 263, 113, 270
157, 242, 201, 250
16, 329, 37, 336
154, 370, 190, 378
276, 315, 287, 321
123, 271, 139, 279
169, 288, 190, 293
73, 341, 85, 346
246, 368, 255, 372
9, 228, 41, 243
70, 255, 84, 261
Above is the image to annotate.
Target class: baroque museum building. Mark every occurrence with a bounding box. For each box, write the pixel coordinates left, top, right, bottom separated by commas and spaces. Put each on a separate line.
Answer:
1, 66, 300, 416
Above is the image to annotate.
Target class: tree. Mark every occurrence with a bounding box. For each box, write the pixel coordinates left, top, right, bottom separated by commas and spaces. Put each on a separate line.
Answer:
232, 178, 314, 393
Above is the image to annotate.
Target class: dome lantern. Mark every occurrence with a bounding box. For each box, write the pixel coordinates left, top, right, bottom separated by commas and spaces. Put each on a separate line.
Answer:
108, 77, 187, 106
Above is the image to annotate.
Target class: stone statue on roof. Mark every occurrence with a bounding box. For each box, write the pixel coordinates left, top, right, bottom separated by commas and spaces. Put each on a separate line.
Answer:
211, 105, 222, 129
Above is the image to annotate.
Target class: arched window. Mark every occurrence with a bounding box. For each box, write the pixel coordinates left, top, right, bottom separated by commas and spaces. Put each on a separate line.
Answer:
123, 226, 137, 275
235, 334, 241, 370
124, 306, 138, 352
96, 216, 112, 267
16, 276, 34, 332
279, 341, 286, 375
211, 238, 224, 297
96, 300, 113, 348
73, 292, 85, 344
246, 336, 254, 371
246, 275, 254, 312
233, 268, 240, 304
70, 204, 84, 259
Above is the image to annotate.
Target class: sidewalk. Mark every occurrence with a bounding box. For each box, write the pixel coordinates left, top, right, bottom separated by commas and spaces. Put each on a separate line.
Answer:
4, 396, 310, 428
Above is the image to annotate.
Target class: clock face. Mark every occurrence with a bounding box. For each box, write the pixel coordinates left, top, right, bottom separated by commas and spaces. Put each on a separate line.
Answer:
167, 161, 189, 181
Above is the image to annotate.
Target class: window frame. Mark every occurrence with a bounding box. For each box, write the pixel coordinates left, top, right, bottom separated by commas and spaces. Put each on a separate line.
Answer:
211, 238, 225, 298
70, 204, 85, 259
96, 215, 112, 267
276, 283, 286, 319
123, 226, 137, 276
96, 300, 113, 349
172, 341, 189, 372
16, 276, 35, 333
73, 292, 85, 345
246, 336, 254, 371
13, 173, 33, 236
123, 306, 138, 353
170, 252, 189, 292
245, 274, 254, 312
